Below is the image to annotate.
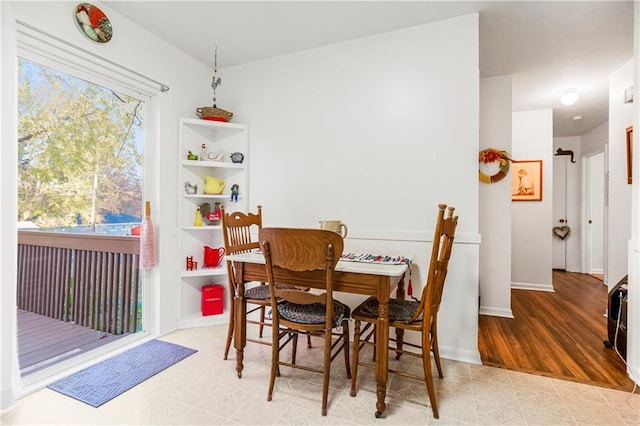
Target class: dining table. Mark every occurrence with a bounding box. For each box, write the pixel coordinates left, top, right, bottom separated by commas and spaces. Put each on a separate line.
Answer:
226, 249, 411, 418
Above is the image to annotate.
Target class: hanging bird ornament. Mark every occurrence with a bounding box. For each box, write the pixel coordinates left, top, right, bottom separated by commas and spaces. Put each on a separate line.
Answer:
211, 45, 222, 108
195, 44, 234, 122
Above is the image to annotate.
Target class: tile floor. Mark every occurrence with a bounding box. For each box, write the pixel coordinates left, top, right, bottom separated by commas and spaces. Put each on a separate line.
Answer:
2, 324, 639, 425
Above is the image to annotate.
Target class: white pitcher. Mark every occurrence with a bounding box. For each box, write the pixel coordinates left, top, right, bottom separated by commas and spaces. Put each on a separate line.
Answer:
319, 220, 348, 238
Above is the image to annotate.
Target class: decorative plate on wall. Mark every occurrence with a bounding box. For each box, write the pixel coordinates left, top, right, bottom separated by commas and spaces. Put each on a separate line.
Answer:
74, 3, 112, 43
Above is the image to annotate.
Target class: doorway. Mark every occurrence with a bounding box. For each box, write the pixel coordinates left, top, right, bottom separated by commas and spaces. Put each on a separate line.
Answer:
16, 57, 146, 375
585, 151, 606, 281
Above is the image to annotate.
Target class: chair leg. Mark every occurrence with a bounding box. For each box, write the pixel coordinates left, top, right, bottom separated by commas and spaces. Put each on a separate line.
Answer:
431, 319, 444, 378
321, 328, 332, 416
268, 327, 279, 402
258, 306, 266, 338
223, 298, 235, 360
342, 319, 351, 379
350, 319, 361, 397
395, 328, 405, 360
291, 332, 298, 365
422, 326, 439, 419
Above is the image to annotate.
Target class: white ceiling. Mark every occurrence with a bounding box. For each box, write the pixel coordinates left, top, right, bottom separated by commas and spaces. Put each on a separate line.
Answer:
105, 1, 635, 138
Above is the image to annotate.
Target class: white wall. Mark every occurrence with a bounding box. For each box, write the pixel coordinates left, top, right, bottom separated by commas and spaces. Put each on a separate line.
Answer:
553, 136, 582, 273
1, 4, 485, 408
511, 110, 554, 291
479, 75, 513, 317
222, 14, 482, 363
581, 121, 608, 155
625, 1, 639, 386
0, 1, 20, 412
608, 59, 633, 288
1, 0, 212, 408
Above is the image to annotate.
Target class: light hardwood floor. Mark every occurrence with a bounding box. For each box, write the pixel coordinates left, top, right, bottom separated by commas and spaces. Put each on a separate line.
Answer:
478, 271, 636, 392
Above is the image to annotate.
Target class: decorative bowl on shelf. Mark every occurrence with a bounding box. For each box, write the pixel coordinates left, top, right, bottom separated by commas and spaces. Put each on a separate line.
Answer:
195, 106, 233, 122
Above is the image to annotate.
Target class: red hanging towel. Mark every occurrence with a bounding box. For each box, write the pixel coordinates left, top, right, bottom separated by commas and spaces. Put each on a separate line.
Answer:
407, 261, 413, 297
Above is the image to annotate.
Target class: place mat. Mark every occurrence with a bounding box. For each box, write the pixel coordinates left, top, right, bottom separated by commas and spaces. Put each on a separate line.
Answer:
340, 252, 411, 265
48, 339, 196, 407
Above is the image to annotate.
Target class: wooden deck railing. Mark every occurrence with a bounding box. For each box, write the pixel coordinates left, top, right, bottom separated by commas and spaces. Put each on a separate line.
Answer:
17, 230, 142, 335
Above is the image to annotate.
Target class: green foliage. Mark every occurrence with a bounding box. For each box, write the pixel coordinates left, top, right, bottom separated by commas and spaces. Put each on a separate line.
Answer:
18, 59, 143, 229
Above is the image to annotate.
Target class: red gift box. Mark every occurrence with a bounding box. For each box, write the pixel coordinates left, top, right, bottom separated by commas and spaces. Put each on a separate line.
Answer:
201, 284, 224, 316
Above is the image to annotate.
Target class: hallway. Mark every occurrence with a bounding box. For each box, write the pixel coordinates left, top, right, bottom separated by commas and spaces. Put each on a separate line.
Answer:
478, 271, 636, 392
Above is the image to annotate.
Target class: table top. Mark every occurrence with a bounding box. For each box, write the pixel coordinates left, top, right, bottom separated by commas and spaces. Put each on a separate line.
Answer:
226, 251, 411, 277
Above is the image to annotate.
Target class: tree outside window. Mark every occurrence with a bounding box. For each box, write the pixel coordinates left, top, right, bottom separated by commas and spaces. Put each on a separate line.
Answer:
18, 58, 144, 234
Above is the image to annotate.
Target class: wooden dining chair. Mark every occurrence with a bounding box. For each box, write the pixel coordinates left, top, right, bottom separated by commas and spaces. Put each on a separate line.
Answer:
349, 204, 458, 419
259, 227, 351, 417
221, 205, 307, 360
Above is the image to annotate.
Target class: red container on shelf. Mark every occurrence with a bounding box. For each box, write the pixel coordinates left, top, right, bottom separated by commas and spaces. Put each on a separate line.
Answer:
201, 284, 224, 316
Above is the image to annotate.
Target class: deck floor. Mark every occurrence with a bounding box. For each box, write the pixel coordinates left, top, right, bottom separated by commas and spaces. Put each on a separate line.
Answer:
17, 309, 126, 376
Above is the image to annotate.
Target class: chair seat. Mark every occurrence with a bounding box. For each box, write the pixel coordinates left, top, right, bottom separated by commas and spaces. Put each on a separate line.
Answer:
278, 300, 350, 325
362, 297, 421, 322
245, 284, 300, 300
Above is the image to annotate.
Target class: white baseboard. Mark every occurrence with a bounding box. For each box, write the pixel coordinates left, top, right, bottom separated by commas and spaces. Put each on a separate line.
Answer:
439, 346, 482, 365
479, 306, 514, 318
511, 282, 555, 292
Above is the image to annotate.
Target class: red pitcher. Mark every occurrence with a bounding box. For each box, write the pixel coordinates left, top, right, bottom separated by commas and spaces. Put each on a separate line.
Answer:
203, 246, 225, 267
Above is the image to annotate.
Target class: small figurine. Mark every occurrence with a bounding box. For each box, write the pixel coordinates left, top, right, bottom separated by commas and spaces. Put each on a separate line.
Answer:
230, 184, 239, 202
230, 152, 244, 164
186, 256, 198, 271
194, 207, 204, 226
209, 202, 222, 225
184, 181, 197, 194
187, 151, 198, 161
200, 202, 221, 225
200, 143, 208, 161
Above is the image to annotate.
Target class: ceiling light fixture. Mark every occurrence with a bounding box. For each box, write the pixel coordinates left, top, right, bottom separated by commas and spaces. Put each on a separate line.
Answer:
573, 115, 582, 121
560, 88, 579, 106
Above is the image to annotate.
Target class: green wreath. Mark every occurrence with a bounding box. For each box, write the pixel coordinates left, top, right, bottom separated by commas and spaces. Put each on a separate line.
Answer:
479, 148, 511, 183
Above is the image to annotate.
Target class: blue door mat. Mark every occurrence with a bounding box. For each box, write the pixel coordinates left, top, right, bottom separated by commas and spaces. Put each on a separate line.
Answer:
48, 339, 197, 407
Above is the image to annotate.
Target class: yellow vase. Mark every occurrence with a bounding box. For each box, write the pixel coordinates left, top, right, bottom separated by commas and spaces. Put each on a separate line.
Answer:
204, 176, 225, 195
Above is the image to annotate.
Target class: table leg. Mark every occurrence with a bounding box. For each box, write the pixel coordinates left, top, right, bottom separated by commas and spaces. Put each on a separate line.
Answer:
375, 298, 389, 418
234, 280, 247, 378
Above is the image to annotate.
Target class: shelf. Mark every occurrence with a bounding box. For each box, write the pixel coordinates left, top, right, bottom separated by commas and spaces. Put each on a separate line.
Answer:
182, 225, 222, 231
179, 117, 248, 327
180, 118, 248, 132
181, 160, 244, 169
181, 266, 227, 278
183, 194, 230, 200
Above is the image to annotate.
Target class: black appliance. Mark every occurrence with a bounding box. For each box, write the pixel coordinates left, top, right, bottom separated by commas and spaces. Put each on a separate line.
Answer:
603, 275, 628, 361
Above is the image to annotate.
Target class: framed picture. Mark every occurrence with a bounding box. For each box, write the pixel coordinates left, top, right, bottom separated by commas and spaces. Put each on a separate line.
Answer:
626, 126, 633, 184
511, 160, 543, 201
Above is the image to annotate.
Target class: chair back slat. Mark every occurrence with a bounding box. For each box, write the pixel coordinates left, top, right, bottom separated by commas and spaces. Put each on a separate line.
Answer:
259, 228, 343, 272
411, 204, 458, 324
259, 228, 344, 320
221, 205, 262, 255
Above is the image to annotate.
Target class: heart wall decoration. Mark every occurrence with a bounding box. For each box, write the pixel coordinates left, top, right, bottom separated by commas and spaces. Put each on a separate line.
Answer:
552, 226, 571, 240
